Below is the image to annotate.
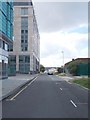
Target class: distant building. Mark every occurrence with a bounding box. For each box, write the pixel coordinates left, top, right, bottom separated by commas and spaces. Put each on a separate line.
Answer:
45, 67, 57, 71
65, 58, 89, 66
65, 58, 90, 76
9, 0, 40, 75
0, 1, 13, 79
45, 67, 57, 74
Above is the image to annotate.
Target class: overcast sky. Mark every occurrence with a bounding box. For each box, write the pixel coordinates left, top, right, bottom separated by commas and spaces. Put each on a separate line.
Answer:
33, 1, 88, 67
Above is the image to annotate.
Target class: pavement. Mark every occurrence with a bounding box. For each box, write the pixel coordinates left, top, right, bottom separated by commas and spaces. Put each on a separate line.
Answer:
0, 74, 39, 101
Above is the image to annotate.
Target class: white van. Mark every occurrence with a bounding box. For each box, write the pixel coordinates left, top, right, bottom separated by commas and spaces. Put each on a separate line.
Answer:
47, 69, 53, 75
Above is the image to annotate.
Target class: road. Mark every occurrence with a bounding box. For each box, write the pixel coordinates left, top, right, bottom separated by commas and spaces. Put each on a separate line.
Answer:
2, 74, 88, 118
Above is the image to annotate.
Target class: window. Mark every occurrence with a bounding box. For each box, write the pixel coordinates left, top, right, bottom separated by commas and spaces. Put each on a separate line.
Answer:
21, 40, 24, 43
25, 40, 27, 43
21, 17, 28, 28
21, 17, 28, 51
7, 3, 11, 21
7, 20, 11, 38
25, 30, 28, 33
25, 56, 30, 63
2, 13, 6, 34
2, 41, 8, 51
19, 55, 24, 63
0, 11, 2, 32
19, 55, 30, 63
25, 46, 27, 51
3, 41, 5, 49
19, 55, 30, 73
10, 24, 13, 39
5, 43, 8, 51
25, 35, 28, 40
21, 35, 24, 40
21, 44, 28, 51
0, 39, 2, 48
14, 2, 32, 6
21, 8, 28, 15
8, 43, 13, 51
21, 30, 24, 34
11, 8, 13, 23
2, 2, 7, 16
21, 45, 24, 51
9, 55, 16, 63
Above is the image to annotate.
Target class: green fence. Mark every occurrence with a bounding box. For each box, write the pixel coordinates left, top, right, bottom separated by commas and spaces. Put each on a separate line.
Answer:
77, 63, 89, 76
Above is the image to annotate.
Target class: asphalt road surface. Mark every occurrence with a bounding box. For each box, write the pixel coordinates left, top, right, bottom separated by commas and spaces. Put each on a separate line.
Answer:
2, 74, 88, 118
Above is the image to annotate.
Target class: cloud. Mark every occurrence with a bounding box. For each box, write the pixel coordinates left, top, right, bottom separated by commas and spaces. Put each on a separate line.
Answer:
33, 2, 88, 33
40, 31, 88, 67
32, 2, 88, 67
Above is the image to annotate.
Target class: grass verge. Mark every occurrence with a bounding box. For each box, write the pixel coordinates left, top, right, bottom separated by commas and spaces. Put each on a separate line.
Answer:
57, 73, 66, 76
72, 78, 90, 89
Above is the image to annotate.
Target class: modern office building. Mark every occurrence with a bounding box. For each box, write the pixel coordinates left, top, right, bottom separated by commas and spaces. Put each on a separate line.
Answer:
0, 1, 13, 79
9, 0, 40, 74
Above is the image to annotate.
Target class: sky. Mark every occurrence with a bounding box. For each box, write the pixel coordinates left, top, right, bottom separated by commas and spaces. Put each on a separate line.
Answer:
32, 1, 88, 67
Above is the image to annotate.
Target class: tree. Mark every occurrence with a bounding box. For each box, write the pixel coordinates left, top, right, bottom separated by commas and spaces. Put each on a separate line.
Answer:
67, 60, 85, 75
57, 67, 63, 73
40, 64, 45, 72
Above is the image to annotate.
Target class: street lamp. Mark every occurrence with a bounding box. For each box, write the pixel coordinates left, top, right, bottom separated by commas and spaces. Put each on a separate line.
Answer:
61, 51, 64, 73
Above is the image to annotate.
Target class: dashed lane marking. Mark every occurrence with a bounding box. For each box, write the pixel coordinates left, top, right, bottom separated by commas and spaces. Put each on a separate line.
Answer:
60, 88, 62, 91
70, 100, 77, 108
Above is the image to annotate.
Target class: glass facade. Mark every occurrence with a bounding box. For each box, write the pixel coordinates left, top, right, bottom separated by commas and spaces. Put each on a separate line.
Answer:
0, 54, 8, 79
19, 55, 30, 73
0, 1, 13, 40
0, 1, 13, 79
8, 55, 16, 76
33, 55, 39, 74
0, 39, 8, 51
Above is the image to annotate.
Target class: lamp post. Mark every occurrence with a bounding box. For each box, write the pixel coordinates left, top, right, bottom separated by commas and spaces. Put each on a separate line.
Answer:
61, 51, 64, 73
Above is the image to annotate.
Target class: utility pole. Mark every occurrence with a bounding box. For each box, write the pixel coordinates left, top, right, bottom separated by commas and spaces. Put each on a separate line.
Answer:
61, 51, 64, 73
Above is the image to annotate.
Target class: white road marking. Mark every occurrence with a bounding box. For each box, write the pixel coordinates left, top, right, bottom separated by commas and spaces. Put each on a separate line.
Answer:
10, 86, 28, 101
60, 88, 68, 90
56, 82, 61, 84
7, 77, 38, 101
60, 88, 62, 91
70, 100, 77, 108
56, 83, 59, 84
6, 99, 15, 101
28, 77, 37, 86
